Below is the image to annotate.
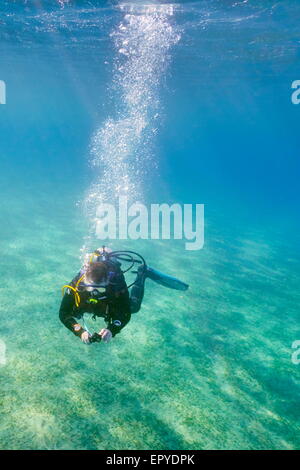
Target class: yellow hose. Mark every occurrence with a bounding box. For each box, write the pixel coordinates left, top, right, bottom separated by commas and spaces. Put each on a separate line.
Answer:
62, 284, 81, 307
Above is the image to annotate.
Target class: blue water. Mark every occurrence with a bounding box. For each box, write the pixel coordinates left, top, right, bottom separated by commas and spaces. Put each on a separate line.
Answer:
0, 0, 300, 450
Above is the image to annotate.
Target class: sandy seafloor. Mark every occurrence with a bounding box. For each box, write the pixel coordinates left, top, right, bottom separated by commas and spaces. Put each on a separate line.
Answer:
0, 182, 299, 450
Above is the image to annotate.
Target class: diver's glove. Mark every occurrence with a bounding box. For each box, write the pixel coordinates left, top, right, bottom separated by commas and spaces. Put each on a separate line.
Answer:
99, 328, 112, 343
81, 331, 91, 345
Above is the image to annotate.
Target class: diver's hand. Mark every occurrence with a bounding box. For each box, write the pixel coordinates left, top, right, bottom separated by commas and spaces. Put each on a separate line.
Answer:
81, 331, 91, 344
99, 328, 112, 343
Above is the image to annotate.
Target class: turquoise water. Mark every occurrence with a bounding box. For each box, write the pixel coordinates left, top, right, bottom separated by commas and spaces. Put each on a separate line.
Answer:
0, 0, 300, 450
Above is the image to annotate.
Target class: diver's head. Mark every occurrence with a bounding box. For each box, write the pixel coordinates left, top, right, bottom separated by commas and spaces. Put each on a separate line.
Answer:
84, 262, 109, 292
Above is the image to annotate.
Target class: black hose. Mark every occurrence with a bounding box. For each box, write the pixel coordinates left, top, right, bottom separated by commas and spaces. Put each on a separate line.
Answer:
108, 250, 147, 290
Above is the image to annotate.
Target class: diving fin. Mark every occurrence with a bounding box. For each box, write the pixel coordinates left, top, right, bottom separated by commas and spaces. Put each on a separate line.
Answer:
146, 267, 189, 291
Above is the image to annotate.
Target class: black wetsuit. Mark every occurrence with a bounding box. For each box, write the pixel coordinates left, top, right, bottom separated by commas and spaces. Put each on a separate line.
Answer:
59, 259, 145, 339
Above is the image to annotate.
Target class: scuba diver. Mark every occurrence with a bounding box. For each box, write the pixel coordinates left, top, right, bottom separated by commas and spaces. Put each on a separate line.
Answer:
59, 247, 189, 345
